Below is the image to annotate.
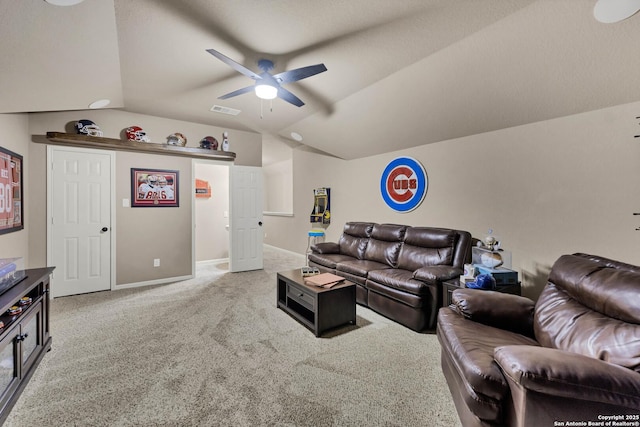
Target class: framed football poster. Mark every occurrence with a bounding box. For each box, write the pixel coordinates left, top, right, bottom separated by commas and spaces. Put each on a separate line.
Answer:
0, 146, 23, 235
131, 168, 179, 207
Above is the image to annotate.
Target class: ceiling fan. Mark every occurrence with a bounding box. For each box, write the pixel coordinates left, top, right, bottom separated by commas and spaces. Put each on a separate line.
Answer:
206, 48, 327, 107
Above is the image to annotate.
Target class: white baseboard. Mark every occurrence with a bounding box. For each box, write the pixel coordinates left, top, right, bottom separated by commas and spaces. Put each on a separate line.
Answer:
115, 274, 194, 290
196, 258, 229, 266
264, 244, 306, 259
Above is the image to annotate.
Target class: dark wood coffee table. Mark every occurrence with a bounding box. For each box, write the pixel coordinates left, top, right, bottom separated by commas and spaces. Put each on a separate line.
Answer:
277, 269, 356, 336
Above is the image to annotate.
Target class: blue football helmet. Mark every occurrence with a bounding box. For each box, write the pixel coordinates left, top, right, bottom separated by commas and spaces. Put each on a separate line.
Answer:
75, 119, 103, 137
467, 274, 496, 290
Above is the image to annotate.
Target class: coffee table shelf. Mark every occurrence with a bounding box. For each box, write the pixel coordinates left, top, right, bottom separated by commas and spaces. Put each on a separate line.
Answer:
277, 269, 355, 337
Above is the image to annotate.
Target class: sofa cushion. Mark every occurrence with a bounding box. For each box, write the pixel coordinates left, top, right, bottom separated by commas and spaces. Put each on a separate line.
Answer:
308, 253, 357, 270
367, 268, 431, 297
338, 222, 374, 259
397, 227, 457, 271
363, 224, 407, 267
367, 279, 426, 308
437, 308, 540, 422
535, 254, 640, 372
535, 283, 640, 372
336, 259, 391, 278
547, 254, 640, 324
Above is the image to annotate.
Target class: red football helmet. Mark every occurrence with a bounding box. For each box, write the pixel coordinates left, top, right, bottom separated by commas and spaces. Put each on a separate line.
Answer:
125, 126, 150, 142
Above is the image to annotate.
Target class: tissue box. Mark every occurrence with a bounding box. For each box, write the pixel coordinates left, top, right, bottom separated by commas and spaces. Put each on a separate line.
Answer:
459, 275, 476, 286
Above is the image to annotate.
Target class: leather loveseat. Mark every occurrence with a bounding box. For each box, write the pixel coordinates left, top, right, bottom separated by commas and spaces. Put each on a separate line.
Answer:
437, 253, 640, 427
308, 222, 472, 331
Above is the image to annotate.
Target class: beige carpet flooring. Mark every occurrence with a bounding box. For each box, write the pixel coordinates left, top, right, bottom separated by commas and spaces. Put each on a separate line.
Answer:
4, 246, 461, 427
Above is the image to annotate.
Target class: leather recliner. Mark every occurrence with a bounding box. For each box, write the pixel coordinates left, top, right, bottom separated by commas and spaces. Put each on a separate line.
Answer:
436, 253, 640, 426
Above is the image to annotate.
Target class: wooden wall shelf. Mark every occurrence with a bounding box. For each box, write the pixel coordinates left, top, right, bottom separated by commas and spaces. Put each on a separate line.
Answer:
39, 132, 236, 161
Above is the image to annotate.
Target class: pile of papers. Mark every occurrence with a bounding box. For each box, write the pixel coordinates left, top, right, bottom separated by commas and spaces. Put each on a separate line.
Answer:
304, 272, 345, 288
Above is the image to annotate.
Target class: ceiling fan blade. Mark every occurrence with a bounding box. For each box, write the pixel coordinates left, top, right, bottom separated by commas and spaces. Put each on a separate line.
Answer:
277, 87, 305, 107
206, 49, 261, 80
218, 85, 255, 100
273, 64, 327, 85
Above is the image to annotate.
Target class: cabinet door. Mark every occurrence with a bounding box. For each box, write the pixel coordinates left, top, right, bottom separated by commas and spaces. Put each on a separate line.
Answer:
0, 324, 19, 410
20, 303, 42, 376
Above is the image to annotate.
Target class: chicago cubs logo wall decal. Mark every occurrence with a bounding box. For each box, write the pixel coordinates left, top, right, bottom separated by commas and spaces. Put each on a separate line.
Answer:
380, 157, 428, 212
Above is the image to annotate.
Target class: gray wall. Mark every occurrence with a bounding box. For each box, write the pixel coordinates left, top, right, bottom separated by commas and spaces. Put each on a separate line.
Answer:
264, 100, 640, 300
0, 114, 30, 265
194, 162, 230, 262
23, 110, 260, 286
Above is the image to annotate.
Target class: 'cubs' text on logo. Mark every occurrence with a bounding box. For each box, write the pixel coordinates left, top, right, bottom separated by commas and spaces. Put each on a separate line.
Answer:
380, 157, 427, 212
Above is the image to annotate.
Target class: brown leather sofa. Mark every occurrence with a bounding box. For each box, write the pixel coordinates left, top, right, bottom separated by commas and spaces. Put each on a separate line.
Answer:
437, 253, 640, 427
308, 222, 472, 331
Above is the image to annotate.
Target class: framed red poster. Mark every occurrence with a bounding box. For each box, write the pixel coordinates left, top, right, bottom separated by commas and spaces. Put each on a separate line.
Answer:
131, 168, 179, 207
0, 146, 23, 235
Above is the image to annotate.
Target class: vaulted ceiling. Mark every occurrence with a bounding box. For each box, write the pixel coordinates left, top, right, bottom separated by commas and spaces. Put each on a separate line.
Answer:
2, 0, 640, 160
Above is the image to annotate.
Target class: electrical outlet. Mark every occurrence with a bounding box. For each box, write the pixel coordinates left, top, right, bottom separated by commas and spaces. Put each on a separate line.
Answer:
153, 259, 160, 267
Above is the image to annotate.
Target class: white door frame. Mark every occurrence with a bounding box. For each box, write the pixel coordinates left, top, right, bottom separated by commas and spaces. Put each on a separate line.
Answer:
191, 161, 264, 273
191, 158, 231, 273
46, 145, 116, 294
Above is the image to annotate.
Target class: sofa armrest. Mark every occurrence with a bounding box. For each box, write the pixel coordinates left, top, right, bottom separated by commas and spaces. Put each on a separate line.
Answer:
451, 289, 535, 337
495, 345, 640, 409
310, 242, 340, 254
412, 266, 462, 284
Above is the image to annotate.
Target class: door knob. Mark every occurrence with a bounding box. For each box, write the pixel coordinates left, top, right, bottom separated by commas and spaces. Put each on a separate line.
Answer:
101, 227, 108, 232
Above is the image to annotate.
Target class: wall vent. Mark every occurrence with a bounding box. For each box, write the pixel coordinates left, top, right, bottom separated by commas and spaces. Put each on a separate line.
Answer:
210, 105, 241, 115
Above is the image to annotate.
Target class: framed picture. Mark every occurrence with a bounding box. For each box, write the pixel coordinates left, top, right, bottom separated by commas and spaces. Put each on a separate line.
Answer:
0, 146, 23, 235
131, 168, 179, 207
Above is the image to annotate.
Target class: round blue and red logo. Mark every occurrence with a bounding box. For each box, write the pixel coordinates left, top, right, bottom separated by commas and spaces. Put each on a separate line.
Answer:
380, 157, 428, 212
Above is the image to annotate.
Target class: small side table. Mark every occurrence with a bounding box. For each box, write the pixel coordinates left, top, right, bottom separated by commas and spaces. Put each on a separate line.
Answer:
442, 279, 522, 307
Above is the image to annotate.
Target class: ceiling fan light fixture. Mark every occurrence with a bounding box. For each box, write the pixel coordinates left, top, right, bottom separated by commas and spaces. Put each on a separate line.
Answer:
255, 83, 278, 100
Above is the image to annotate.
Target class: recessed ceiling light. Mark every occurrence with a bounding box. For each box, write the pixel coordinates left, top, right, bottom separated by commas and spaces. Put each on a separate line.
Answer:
44, 0, 85, 5
291, 132, 303, 142
594, 0, 640, 23
88, 99, 111, 109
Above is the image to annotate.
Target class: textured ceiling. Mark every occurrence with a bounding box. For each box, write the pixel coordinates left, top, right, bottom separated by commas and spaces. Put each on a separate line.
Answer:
1, 0, 640, 160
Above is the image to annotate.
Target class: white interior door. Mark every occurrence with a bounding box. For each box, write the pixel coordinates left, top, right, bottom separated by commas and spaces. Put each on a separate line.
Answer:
229, 165, 263, 272
48, 146, 114, 297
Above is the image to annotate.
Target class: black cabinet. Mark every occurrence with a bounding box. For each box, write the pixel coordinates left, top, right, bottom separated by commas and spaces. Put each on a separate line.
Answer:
0, 268, 54, 425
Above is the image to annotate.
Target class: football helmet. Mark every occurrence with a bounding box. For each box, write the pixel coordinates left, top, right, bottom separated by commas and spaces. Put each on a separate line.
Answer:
467, 274, 496, 290
200, 136, 219, 150
147, 174, 159, 186
157, 175, 168, 186
166, 133, 187, 146
75, 119, 103, 137
125, 126, 150, 142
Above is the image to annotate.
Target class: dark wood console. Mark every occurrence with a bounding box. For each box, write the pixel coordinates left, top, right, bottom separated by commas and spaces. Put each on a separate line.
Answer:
0, 268, 54, 425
